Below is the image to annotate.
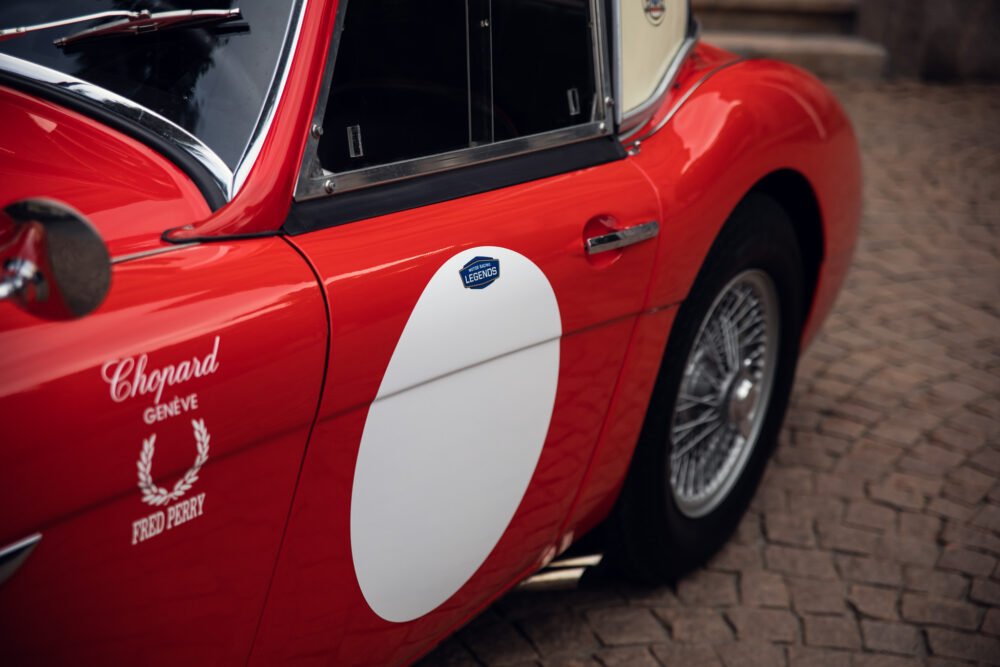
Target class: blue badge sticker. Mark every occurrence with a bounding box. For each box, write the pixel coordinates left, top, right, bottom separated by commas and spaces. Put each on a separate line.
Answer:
460, 256, 500, 290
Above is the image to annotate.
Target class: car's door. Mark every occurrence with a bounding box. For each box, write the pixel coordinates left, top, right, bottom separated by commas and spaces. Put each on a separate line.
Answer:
250, 1, 662, 664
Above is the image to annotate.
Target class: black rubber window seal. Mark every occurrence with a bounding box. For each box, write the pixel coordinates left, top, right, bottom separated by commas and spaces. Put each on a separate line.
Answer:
284, 135, 626, 236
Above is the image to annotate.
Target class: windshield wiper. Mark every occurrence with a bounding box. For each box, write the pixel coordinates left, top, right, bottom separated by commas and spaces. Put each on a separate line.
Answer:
0, 9, 242, 47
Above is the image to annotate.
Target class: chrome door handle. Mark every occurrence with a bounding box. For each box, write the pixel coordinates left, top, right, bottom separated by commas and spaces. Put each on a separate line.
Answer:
584, 221, 659, 255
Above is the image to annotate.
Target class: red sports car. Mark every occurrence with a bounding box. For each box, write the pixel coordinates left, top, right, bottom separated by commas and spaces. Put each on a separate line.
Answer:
0, 0, 860, 664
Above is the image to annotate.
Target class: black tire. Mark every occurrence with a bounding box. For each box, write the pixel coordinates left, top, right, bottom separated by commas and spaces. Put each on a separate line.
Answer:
607, 192, 805, 583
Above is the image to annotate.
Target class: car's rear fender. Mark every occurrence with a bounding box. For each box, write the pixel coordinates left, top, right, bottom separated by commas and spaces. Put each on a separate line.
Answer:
631, 56, 862, 346
560, 56, 862, 541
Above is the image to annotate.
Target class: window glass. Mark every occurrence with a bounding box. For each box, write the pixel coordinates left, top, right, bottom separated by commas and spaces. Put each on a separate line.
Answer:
318, 0, 598, 175
0, 0, 298, 170
318, 0, 469, 173
490, 0, 596, 141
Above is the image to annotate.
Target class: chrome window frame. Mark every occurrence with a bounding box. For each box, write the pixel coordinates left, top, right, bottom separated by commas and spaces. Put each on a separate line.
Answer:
614, 0, 698, 139
0, 0, 308, 203
232, 0, 308, 195
294, 0, 615, 203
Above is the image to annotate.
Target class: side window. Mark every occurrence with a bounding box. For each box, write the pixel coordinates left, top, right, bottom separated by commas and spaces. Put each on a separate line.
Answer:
491, 0, 596, 141
318, 0, 469, 172
317, 0, 600, 176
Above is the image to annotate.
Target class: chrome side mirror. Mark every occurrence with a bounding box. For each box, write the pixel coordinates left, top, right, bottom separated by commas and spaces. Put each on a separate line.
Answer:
0, 198, 111, 320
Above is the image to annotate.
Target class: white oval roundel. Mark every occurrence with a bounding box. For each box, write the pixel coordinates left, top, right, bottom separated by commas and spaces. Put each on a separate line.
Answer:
351, 247, 561, 623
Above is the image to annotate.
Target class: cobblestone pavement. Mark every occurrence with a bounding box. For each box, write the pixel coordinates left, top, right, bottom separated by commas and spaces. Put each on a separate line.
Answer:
418, 82, 1000, 667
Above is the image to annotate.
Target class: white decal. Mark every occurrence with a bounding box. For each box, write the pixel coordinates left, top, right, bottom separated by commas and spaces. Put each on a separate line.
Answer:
102, 336, 220, 404
132, 493, 206, 546
351, 247, 561, 623
138, 419, 210, 507
109, 339, 220, 545
130, 419, 211, 545
143, 392, 199, 425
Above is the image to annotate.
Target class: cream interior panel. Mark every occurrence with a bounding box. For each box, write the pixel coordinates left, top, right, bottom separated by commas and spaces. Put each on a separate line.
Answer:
621, 1, 688, 114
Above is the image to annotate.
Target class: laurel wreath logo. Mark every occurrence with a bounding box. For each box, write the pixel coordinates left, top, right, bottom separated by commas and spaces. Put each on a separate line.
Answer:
137, 418, 210, 507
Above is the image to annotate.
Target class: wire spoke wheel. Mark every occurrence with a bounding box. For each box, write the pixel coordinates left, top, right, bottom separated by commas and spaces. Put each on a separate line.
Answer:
608, 194, 804, 582
669, 269, 780, 518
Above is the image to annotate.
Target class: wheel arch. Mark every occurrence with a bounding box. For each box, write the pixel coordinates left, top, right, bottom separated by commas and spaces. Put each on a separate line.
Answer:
750, 169, 825, 325
632, 56, 859, 343
555, 57, 862, 545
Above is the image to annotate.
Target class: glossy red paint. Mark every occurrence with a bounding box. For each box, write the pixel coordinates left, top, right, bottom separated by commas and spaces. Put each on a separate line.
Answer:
0, 2, 861, 661
162, 0, 340, 244
251, 159, 661, 665
558, 53, 861, 541
0, 239, 328, 664
0, 86, 211, 259
560, 306, 679, 540
628, 54, 861, 339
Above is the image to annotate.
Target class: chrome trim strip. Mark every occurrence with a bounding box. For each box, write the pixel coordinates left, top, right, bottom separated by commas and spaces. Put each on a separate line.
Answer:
592, 0, 613, 127
294, 0, 613, 202
299, 122, 608, 200
231, 0, 308, 196
111, 243, 199, 265
292, 0, 348, 200
0, 533, 41, 586
612, 0, 623, 128
631, 57, 746, 146
618, 0, 699, 138
0, 53, 233, 198
619, 32, 698, 140
585, 220, 659, 254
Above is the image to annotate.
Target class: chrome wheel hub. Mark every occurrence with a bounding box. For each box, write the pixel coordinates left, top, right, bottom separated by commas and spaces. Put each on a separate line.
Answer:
669, 270, 780, 518
727, 366, 761, 440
